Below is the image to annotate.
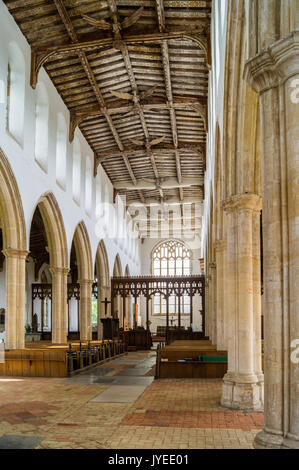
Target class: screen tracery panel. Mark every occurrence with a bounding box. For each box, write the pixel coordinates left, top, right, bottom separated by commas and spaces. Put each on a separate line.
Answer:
152, 240, 191, 316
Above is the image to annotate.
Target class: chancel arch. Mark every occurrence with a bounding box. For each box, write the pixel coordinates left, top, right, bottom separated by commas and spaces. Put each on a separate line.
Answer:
71, 221, 93, 340
0, 148, 27, 349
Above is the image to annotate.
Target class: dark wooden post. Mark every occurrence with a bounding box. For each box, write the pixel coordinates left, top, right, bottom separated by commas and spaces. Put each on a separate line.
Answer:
146, 296, 150, 330
134, 298, 138, 328
202, 279, 205, 335
111, 292, 114, 319
123, 293, 126, 329
41, 291, 44, 334
77, 295, 80, 335
190, 293, 193, 327
178, 295, 181, 327
67, 298, 70, 336
166, 295, 169, 329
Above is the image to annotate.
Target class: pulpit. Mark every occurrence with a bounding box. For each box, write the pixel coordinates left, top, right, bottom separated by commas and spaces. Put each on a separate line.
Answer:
101, 318, 119, 340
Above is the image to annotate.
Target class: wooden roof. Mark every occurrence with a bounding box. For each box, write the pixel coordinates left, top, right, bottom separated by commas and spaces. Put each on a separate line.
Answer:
5, 0, 211, 236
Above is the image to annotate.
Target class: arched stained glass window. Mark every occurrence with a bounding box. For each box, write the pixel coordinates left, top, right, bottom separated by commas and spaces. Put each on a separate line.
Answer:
151, 240, 191, 316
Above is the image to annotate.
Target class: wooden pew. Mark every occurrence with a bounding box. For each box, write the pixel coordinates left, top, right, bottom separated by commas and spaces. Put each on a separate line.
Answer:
155, 340, 228, 379
0, 339, 126, 378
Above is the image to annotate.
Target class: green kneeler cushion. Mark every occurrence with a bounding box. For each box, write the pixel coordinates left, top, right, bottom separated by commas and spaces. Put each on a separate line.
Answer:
198, 355, 228, 363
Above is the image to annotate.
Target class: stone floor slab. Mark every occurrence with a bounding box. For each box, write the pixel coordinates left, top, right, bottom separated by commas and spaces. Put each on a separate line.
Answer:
94, 376, 154, 386
80, 368, 113, 376
115, 367, 152, 376
90, 385, 147, 403
0, 434, 44, 449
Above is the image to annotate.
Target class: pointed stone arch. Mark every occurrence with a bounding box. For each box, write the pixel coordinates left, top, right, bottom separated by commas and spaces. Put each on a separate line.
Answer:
95, 239, 110, 288
71, 221, 93, 340
112, 253, 123, 323
95, 239, 110, 339
33, 192, 68, 344
0, 148, 26, 250
72, 221, 93, 281
124, 265, 130, 277
113, 253, 122, 277
0, 148, 27, 349
37, 192, 68, 269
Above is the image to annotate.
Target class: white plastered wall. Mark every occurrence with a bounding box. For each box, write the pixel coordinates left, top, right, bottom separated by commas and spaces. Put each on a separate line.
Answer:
0, 1, 142, 322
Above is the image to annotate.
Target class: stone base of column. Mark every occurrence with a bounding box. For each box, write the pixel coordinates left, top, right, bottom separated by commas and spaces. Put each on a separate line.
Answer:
254, 429, 299, 449
221, 373, 264, 412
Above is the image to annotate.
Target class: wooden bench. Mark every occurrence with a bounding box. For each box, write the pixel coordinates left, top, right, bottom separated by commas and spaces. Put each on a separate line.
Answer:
0, 348, 68, 377
0, 339, 126, 378
157, 360, 228, 378
155, 340, 228, 379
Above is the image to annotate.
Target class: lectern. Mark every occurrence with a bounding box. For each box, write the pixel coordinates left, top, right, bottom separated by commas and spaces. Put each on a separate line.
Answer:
101, 318, 119, 340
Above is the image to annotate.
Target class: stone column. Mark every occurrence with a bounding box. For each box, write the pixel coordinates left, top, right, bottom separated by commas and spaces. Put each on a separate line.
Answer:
221, 193, 263, 411
245, 31, 299, 449
208, 262, 217, 344
78, 279, 93, 341
126, 294, 132, 328
49, 266, 68, 344
215, 240, 227, 350
97, 283, 106, 340
204, 280, 209, 337
3, 249, 28, 349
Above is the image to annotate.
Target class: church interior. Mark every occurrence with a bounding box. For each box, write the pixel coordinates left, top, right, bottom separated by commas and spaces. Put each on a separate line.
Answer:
0, 0, 298, 450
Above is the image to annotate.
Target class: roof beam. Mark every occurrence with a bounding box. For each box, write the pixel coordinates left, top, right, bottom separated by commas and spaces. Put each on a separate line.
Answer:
113, 177, 203, 191
94, 143, 204, 168
52, 0, 141, 192
156, 2, 183, 210
126, 196, 203, 207
161, 42, 178, 148
69, 98, 207, 142
155, 0, 166, 33
30, 29, 208, 89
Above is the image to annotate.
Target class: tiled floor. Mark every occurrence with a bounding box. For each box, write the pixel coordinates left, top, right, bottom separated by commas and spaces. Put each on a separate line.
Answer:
0, 350, 263, 449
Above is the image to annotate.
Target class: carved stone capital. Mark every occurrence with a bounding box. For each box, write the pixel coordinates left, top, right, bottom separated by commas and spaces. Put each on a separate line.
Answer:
78, 279, 94, 286
2, 248, 29, 260
222, 193, 262, 213
49, 266, 69, 276
244, 31, 299, 93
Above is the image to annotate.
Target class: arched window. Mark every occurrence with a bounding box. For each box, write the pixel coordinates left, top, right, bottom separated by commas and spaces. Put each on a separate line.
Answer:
56, 112, 67, 189
85, 156, 92, 215
34, 81, 49, 171
152, 240, 191, 316
72, 136, 81, 204
6, 42, 25, 144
